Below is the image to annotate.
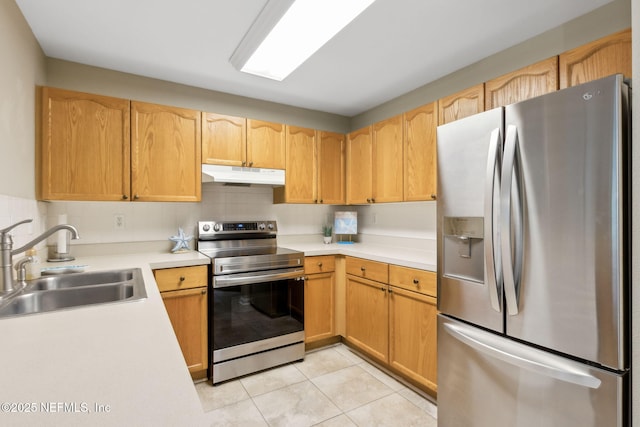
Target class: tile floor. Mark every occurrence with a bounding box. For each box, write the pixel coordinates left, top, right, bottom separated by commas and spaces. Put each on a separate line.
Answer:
195, 344, 437, 427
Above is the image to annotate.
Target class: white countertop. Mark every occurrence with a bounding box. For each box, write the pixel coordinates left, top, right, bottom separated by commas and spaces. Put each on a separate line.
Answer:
0, 238, 435, 425
0, 250, 211, 426
280, 241, 437, 272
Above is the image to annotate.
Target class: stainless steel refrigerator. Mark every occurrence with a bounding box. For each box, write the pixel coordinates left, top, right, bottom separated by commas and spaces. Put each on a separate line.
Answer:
436, 74, 630, 426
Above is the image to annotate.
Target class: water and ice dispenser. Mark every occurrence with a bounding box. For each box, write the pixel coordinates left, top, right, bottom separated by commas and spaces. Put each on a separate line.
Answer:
442, 217, 484, 283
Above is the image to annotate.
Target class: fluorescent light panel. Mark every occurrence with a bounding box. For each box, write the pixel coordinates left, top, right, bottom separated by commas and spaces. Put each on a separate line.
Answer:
231, 0, 376, 81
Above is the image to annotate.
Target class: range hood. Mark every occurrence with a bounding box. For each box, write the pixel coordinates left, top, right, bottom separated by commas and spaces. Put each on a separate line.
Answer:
201, 164, 285, 186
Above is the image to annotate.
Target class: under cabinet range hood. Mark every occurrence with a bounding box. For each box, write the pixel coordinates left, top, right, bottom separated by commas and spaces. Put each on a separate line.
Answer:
201, 164, 285, 186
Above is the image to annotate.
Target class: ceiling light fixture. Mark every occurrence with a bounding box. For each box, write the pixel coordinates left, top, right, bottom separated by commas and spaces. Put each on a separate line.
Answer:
230, 0, 376, 81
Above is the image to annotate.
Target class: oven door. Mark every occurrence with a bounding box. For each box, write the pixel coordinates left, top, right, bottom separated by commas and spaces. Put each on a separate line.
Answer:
211, 267, 305, 363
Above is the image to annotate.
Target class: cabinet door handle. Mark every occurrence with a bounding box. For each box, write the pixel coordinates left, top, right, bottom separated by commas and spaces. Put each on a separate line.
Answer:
134, 194, 140, 200
242, 161, 246, 166
319, 199, 323, 203
122, 194, 128, 200
249, 161, 254, 167
430, 194, 437, 200
388, 288, 393, 293
380, 287, 386, 292
201, 288, 207, 295
371, 198, 376, 203
314, 199, 318, 203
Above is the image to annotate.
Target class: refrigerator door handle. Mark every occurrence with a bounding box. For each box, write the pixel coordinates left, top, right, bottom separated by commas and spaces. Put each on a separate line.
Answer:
500, 125, 524, 315
442, 321, 602, 389
484, 128, 502, 312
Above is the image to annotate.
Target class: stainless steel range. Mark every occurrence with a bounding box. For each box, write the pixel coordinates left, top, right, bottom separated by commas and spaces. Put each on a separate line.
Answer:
197, 220, 305, 384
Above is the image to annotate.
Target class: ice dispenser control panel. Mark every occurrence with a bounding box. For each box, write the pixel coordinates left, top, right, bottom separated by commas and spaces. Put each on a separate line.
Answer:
443, 217, 484, 283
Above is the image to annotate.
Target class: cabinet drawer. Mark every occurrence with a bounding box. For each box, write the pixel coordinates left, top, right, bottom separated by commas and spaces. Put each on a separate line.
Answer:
346, 257, 388, 283
154, 265, 208, 292
304, 256, 335, 274
389, 265, 436, 297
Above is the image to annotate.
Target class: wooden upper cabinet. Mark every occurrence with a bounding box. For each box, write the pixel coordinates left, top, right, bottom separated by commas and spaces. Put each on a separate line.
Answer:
372, 115, 403, 203
131, 101, 201, 202
317, 131, 345, 205
201, 113, 246, 166
485, 57, 558, 109
346, 126, 373, 204
275, 125, 317, 203
403, 102, 437, 201
438, 83, 485, 125
560, 28, 631, 89
38, 87, 131, 201
246, 119, 285, 169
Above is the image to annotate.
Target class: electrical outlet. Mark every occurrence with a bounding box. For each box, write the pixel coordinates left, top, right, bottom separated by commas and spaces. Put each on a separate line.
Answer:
114, 214, 125, 230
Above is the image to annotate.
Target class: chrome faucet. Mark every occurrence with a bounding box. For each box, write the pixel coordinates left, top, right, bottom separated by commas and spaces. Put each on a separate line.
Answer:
0, 219, 80, 298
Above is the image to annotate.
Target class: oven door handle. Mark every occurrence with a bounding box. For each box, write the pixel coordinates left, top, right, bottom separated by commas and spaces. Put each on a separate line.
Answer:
213, 268, 306, 288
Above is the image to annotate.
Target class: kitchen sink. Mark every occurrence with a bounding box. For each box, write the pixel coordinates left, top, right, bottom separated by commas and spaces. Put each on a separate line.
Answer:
30, 269, 136, 291
0, 268, 147, 319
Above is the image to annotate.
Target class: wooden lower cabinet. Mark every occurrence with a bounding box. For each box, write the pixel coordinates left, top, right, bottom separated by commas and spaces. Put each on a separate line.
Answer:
346, 275, 389, 364
344, 258, 438, 396
154, 265, 208, 380
388, 286, 437, 395
304, 256, 336, 344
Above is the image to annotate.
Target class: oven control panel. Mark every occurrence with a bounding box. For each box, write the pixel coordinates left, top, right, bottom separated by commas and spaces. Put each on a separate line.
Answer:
198, 220, 277, 238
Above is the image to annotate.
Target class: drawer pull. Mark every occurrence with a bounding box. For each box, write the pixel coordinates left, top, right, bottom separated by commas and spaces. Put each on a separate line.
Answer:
361, 266, 366, 272
413, 279, 420, 285
318, 262, 323, 268
179, 276, 185, 282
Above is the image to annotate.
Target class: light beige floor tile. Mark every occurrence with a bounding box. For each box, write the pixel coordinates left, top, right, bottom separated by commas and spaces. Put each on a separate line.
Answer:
332, 344, 367, 365
294, 347, 356, 379
252, 381, 341, 427
313, 414, 358, 427
311, 365, 394, 412
346, 393, 437, 427
398, 387, 438, 419
202, 398, 269, 427
240, 363, 307, 397
358, 361, 405, 391
196, 379, 250, 412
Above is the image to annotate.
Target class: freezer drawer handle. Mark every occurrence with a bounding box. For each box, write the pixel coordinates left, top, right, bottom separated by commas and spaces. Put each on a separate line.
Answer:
501, 125, 524, 316
443, 322, 602, 389
484, 127, 502, 313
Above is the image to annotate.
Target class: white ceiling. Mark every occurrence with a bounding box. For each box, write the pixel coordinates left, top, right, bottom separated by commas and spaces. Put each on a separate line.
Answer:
15, 0, 612, 117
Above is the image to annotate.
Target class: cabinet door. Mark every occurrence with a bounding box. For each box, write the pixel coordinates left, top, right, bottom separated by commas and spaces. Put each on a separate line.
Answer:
39, 87, 130, 201
485, 56, 558, 109
131, 101, 201, 202
202, 112, 246, 166
372, 115, 403, 203
246, 119, 285, 169
389, 286, 437, 395
281, 125, 317, 203
305, 272, 335, 343
346, 126, 373, 204
161, 287, 208, 379
345, 275, 389, 363
403, 102, 437, 201
559, 28, 631, 89
317, 131, 345, 205
438, 83, 485, 125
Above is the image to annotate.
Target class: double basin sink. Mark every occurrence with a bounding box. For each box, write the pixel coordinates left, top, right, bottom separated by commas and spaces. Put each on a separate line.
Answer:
0, 268, 147, 319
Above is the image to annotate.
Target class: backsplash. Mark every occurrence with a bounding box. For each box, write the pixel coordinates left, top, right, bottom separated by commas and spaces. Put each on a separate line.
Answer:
0, 186, 437, 251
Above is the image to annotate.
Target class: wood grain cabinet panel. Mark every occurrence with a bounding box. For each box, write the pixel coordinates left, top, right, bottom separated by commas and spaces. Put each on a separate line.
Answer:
438, 83, 485, 125
346, 275, 389, 364
155, 265, 208, 380
202, 112, 246, 166
317, 131, 346, 205
403, 102, 437, 201
560, 28, 631, 89
274, 125, 317, 203
346, 126, 373, 204
389, 286, 437, 395
131, 101, 201, 202
372, 115, 403, 203
246, 119, 286, 169
38, 87, 131, 201
485, 57, 558, 109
